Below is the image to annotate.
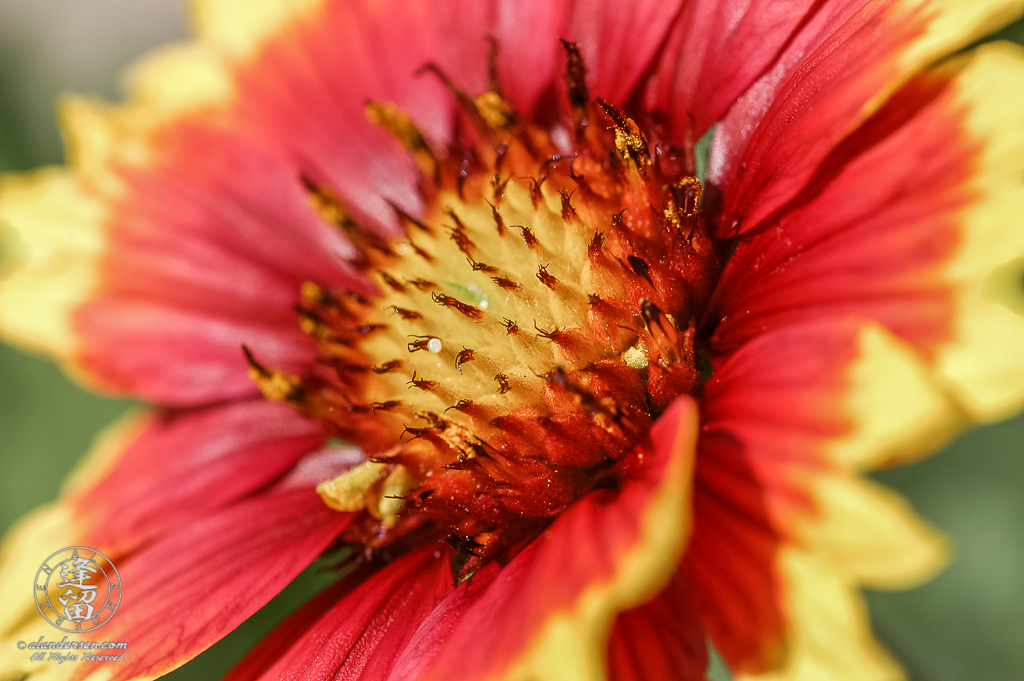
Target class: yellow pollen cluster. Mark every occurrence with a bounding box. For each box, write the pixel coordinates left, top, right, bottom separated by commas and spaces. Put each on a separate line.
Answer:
351, 180, 626, 426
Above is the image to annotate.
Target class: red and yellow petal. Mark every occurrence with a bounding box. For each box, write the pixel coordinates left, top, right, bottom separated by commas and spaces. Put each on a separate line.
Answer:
3, 3, 1022, 681
0, 400, 360, 681
934, 42, 1024, 420
767, 326, 953, 680
0, 169, 106, 380
709, 0, 1024, 239
688, 320, 950, 680
710, 41, 1024, 424
0, 485, 351, 681
709, 61, 970, 357
0, 6, 376, 404
605, 573, 708, 681
0, 411, 147, 637
71, 399, 328, 555
191, 0, 326, 61
98, 488, 350, 681
75, 118, 361, 404
0, 41, 244, 391
231, 0, 450, 237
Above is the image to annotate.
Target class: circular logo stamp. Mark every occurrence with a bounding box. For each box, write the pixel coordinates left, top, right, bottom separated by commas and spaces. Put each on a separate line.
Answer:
34, 547, 121, 632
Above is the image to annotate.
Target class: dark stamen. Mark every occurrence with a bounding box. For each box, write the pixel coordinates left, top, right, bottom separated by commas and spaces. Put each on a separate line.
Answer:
485, 35, 503, 94
387, 200, 432, 233
536, 263, 558, 289
446, 399, 477, 415
456, 348, 477, 373
560, 39, 589, 122
520, 226, 539, 249
407, 335, 439, 353
560, 188, 578, 222
407, 278, 438, 291
373, 360, 403, 374
491, 175, 511, 205
487, 199, 507, 235
408, 371, 439, 392
627, 255, 656, 288
432, 293, 485, 321
494, 143, 509, 176
527, 176, 545, 207
409, 241, 435, 263
392, 306, 423, 321
333, 361, 370, 375
596, 98, 650, 172
446, 208, 476, 256
380, 271, 406, 293
534, 321, 566, 343
468, 257, 498, 273
492, 275, 521, 291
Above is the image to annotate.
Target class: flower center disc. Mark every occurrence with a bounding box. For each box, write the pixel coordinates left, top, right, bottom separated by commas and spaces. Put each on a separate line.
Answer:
247, 44, 724, 575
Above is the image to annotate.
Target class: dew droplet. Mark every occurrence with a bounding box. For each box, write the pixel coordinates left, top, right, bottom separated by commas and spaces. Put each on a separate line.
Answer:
427, 337, 443, 353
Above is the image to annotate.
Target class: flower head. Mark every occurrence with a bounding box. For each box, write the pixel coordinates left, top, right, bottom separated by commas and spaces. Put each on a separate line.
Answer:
2, 1, 1024, 680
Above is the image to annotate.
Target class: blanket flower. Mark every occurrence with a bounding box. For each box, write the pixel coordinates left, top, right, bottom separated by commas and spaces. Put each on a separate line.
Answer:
2, 1, 1024, 680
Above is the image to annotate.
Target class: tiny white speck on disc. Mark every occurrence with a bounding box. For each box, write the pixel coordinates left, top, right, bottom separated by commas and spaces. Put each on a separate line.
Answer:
479, 297, 490, 310
427, 337, 443, 353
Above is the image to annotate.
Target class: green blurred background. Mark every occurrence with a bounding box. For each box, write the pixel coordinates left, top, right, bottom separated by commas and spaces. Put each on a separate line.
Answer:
0, 2, 1021, 679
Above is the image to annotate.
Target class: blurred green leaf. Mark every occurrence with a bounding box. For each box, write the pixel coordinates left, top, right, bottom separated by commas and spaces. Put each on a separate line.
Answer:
0, 344, 132, 533
870, 414, 1024, 681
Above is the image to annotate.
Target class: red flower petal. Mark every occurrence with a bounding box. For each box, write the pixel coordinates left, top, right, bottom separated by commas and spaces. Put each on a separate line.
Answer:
88, 487, 351, 681
707, 0, 1015, 239
71, 398, 326, 556
563, 0, 685, 104
429, 0, 495, 97
644, 0, 848, 139
685, 430, 790, 673
386, 561, 502, 680
233, 0, 452, 237
77, 123, 363, 405
708, 66, 968, 358
429, 0, 562, 110
606, 573, 707, 681
492, 0, 571, 113
710, 0, 927, 237
78, 299, 315, 404
686, 319, 858, 672
226, 546, 476, 681
683, 309, 951, 676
